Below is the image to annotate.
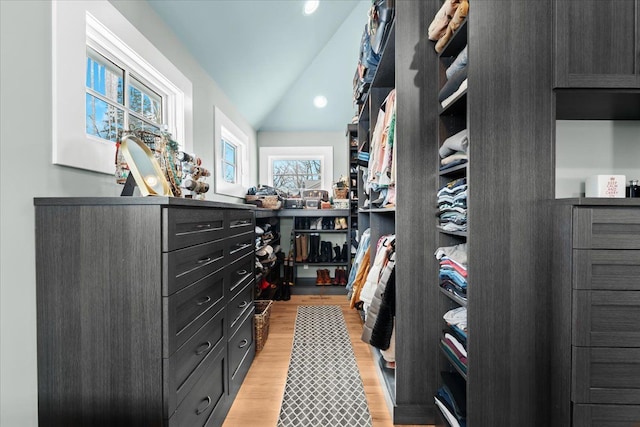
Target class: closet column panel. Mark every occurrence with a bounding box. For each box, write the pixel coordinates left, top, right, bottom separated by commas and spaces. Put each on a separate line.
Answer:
395, 0, 440, 423
467, 2, 555, 426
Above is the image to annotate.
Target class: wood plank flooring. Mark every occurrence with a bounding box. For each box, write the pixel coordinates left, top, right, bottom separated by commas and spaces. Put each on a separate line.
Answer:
222, 295, 431, 427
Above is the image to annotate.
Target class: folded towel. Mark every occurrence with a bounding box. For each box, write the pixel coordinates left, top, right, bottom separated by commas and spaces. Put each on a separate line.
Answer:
440, 129, 469, 157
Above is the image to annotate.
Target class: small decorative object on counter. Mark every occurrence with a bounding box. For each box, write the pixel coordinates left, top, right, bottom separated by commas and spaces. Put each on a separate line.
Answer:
627, 180, 640, 198
585, 174, 626, 198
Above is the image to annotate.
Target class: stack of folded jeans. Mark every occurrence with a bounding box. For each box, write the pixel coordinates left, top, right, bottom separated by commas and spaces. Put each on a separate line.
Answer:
437, 178, 467, 232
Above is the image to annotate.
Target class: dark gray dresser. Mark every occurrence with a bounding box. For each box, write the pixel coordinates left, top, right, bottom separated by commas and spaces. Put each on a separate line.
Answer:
34, 197, 255, 426
552, 199, 640, 427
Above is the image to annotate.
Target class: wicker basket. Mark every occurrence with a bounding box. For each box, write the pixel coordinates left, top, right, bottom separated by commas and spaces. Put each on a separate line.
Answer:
254, 300, 273, 352
245, 195, 280, 209
334, 188, 349, 199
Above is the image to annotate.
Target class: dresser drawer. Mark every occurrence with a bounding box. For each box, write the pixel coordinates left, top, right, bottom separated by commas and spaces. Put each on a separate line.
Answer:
574, 250, 640, 291
226, 231, 254, 261
228, 252, 254, 297
573, 347, 640, 404
169, 345, 226, 427
573, 404, 640, 427
228, 281, 254, 336
163, 240, 225, 295
165, 268, 225, 356
227, 210, 254, 235
573, 208, 640, 249
166, 307, 225, 415
163, 208, 225, 252
228, 309, 255, 396
573, 290, 640, 347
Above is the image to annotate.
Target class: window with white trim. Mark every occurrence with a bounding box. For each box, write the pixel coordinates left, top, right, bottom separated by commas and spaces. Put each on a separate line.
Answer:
52, 1, 193, 174
259, 146, 333, 194
85, 47, 164, 142
214, 107, 249, 197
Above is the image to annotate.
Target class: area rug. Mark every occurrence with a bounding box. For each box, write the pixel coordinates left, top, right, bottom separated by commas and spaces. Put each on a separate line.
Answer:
277, 305, 373, 427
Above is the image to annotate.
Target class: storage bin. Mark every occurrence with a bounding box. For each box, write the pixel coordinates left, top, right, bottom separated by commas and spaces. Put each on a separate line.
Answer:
254, 300, 273, 352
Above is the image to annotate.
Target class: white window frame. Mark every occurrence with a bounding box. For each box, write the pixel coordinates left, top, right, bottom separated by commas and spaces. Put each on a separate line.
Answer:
214, 106, 249, 197
259, 146, 334, 192
52, 0, 193, 174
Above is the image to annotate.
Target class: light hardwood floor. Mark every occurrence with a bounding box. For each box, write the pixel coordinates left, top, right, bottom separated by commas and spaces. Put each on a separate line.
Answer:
222, 294, 431, 427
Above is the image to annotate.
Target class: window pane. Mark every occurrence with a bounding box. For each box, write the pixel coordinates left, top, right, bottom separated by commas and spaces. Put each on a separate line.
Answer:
130, 77, 162, 124
272, 159, 321, 192
224, 164, 236, 183
86, 93, 123, 142
223, 140, 236, 164
86, 51, 123, 104
129, 86, 142, 114
128, 114, 161, 134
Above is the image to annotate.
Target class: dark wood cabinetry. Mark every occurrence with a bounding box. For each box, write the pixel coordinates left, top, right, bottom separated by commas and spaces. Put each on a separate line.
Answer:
555, 0, 640, 88
34, 197, 255, 427
552, 200, 640, 426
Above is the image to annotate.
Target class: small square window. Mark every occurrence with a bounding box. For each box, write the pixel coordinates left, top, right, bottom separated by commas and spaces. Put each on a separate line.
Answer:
222, 139, 237, 183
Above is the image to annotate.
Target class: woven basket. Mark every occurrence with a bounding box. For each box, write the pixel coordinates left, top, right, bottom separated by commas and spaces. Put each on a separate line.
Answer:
334, 188, 349, 199
254, 300, 273, 352
245, 195, 280, 209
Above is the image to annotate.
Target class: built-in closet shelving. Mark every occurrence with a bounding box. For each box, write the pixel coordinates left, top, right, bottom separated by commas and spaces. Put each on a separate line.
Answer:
394, 1, 556, 425
433, 14, 469, 426
356, 19, 403, 419
347, 123, 359, 266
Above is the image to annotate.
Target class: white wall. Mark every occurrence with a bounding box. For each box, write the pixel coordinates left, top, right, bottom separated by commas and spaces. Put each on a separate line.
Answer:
0, 1, 256, 425
556, 120, 640, 198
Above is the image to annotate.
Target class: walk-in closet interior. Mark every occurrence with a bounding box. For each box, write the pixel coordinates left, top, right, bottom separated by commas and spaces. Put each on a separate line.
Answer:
1, 0, 639, 426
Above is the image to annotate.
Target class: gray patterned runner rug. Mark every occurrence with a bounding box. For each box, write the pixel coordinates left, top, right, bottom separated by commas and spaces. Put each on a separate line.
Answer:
277, 305, 373, 427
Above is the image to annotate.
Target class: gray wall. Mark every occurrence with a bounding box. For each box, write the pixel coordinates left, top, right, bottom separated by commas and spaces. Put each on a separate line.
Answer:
0, 1, 256, 425
556, 120, 640, 198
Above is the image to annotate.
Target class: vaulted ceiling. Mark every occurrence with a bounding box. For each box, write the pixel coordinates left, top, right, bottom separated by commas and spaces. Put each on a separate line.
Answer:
147, 0, 371, 132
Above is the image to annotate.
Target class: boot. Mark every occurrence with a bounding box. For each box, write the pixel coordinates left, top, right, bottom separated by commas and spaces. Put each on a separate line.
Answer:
309, 234, 320, 263
301, 234, 309, 262
333, 244, 341, 262
335, 217, 341, 230
339, 268, 348, 285
281, 279, 291, 300
334, 268, 341, 286
325, 269, 334, 285
341, 242, 349, 263
295, 235, 302, 262
319, 241, 328, 263
315, 269, 324, 285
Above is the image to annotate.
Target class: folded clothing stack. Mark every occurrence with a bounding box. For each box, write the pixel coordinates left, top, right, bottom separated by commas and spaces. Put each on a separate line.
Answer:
435, 371, 467, 427
437, 178, 467, 233
439, 128, 469, 171
429, 0, 469, 53
441, 306, 468, 375
436, 242, 468, 301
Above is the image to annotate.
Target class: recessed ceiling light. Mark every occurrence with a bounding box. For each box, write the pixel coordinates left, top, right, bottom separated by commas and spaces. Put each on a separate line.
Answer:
303, 0, 319, 15
313, 95, 327, 108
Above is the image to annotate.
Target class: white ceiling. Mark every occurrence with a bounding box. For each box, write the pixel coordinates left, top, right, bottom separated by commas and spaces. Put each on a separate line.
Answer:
147, 0, 371, 132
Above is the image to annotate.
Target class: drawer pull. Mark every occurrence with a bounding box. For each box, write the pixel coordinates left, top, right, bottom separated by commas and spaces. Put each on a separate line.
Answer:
234, 242, 249, 248
238, 300, 248, 309
238, 339, 249, 348
232, 220, 251, 226
236, 269, 248, 276
196, 257, 212, 264
195, 224, 211, 229
195, 396, 212, 415
195, 296, 211, 306
195, 341, 212, 355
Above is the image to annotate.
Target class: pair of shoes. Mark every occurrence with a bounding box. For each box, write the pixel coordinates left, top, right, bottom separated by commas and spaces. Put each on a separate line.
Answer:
334, 217, 348, 230
309, 217, 323, 230
315, 269, 333, 285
